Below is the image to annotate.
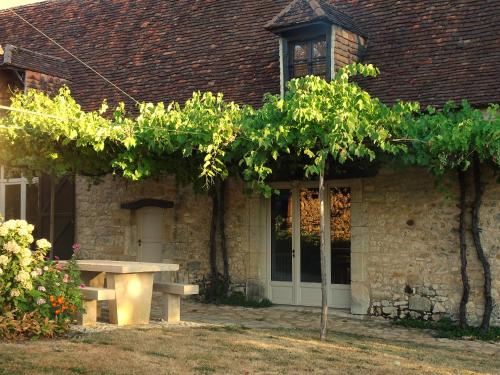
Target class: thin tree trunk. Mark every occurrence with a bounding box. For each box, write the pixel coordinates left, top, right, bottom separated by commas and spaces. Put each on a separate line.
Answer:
49, 174, 55, 259
458, 170, 469, 329
471, 155, 493, 331
217, 179, 230, 292
319, 167, 328, 340
209, 186, 218, 298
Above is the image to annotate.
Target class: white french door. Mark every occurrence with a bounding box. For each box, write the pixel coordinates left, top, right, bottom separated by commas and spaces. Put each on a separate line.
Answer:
268, 183, 351, 308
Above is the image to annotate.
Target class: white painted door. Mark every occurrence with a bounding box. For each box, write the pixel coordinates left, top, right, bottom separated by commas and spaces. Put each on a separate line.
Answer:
137, 207, 164, 264
268, 185, 351, 309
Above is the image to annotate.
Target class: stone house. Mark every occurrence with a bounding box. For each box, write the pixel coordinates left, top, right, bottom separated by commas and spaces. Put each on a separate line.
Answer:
0, 0, 498, 324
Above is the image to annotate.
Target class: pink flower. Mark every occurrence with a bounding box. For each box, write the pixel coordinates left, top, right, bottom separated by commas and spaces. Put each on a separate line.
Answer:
79, 284, 86, 289
37, 286, 46, 292
54, 256, 60, 261
63, 274, 70, 283
72, 243, 81, 253
56, 263, 64, 271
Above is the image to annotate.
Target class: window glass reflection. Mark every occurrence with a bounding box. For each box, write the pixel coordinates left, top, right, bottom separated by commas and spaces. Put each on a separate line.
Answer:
300, 188, 321, 283
271, 190, 293, 282
331, 187, 351, 285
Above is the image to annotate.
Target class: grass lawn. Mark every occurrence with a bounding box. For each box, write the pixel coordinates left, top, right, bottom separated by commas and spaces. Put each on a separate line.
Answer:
0, 325, 497, 375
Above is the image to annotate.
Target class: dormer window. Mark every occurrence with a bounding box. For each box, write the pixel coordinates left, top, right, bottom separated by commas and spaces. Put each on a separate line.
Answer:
266, 0, 367, 96
289, 37, 327, 80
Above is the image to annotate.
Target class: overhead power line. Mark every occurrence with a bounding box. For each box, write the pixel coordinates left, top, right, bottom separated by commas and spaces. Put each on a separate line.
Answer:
8, 8, 140, 105
0, 104, 66, 121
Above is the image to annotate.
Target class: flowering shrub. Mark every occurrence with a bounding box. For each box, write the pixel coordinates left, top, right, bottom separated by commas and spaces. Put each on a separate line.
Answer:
0, 219, 83, 339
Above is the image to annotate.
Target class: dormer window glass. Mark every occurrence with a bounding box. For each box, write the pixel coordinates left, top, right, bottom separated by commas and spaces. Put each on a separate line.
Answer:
289, 37, 327, 80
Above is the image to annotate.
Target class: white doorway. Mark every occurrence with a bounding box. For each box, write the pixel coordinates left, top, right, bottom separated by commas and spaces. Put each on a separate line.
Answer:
267, 183, 352, 308
136, 207, 165, 264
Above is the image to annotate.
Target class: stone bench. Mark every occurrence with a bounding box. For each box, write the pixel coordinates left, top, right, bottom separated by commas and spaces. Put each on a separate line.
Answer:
78, 287, 116, 326
153, 282, 199, 323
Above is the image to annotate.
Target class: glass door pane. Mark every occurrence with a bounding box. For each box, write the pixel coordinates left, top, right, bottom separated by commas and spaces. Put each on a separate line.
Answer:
271, 190, 293, 281
5, 184, 21, 220
299, 188, 321, 283
330, 187, 351, 284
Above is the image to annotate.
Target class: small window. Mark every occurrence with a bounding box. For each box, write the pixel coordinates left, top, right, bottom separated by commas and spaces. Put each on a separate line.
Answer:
0, 166, 39, 223
288, 37, 327, 80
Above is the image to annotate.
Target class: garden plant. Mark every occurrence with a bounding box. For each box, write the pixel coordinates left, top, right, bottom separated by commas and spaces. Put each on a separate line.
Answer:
0, 218, 83, 339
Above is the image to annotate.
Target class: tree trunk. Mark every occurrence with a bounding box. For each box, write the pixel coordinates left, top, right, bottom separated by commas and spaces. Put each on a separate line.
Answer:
217, 179, 230, 292
319, 167, 328, 340
471, 155, 493, 332
209, 185, 218, 298
49, 174, 56, 259
458, 170, 469, 329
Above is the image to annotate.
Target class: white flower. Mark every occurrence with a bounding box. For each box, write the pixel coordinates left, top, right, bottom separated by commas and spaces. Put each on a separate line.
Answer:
43, 266, 49, 271
21, 247, 32, 258
30, 270, 38, 278
0, 226, 8, 237
36, 239, 52, 250
20, 256, 32, 267
0, 255, 9, 266
38, 286, 46, 292
15, 270, 30, 282
3, 220, 17, 230
0, 268, 3, 275
17, 227, 29, 237
10, 289, 20, 297
36, 298, 46, 305
22, 281, 33, 290
27, 224, 35, 233
3, 240, 21, 254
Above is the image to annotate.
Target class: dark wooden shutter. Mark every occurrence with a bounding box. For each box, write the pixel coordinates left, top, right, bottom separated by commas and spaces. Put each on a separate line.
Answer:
39, 175, 75, 260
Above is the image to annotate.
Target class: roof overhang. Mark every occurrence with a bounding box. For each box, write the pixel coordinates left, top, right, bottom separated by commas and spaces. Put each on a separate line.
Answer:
0, 44, 69, 80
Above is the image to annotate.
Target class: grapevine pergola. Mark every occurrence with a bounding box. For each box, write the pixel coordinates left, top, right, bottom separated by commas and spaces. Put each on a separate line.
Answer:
0, 63, 498, 337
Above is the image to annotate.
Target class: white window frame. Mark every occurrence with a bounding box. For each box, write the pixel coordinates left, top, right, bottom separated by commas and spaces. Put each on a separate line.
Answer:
0, 166, 38, 220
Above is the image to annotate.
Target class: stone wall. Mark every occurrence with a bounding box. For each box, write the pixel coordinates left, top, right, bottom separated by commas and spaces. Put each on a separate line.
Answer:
362, 167, 499, 326
75, 167, 499, 326
75, 175, 267, 290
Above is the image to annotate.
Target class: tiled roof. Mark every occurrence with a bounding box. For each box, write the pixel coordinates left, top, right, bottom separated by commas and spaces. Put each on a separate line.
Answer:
333, 0, 500, 108
0, 0, 498, 110
266, 0, 365, 37
0, 44, 69, 79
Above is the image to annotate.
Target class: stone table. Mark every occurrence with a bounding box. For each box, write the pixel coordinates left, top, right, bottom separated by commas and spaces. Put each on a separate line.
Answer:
74, 260, 179, 326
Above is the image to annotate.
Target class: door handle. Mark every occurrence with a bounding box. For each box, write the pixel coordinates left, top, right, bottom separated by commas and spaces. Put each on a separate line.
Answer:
138, 239, 142, 247
292, 249, 295, 258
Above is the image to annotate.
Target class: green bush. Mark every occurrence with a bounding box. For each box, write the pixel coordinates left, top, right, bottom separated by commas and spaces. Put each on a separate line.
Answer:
218, 292, 272, 308
393, 317, 500, 341
0, 219, 83, 339
198, 274, 272, 308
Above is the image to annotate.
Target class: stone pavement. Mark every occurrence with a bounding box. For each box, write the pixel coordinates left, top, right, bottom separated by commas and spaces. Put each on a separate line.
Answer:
73, 299, 499, 357
152, 300, 499, 356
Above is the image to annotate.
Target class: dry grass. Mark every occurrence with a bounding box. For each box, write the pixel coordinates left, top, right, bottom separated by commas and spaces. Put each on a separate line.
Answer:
0, 324, 497, 375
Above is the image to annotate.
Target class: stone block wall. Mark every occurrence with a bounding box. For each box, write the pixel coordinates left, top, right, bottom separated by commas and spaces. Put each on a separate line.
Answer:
75, 175, 267, 291
362, 167, 499, 325
75, 167, 499, 325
